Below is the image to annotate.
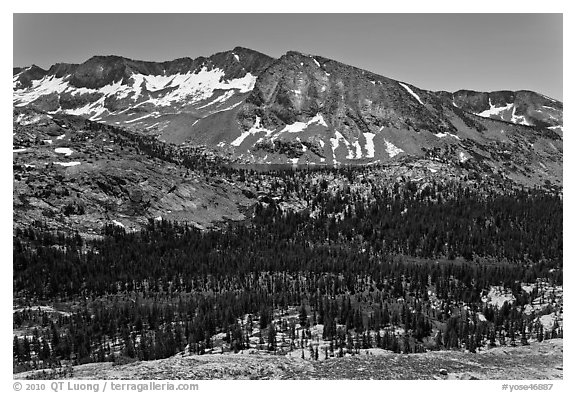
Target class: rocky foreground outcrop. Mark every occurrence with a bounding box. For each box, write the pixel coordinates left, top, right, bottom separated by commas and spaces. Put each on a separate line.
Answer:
16, 339, 562, 380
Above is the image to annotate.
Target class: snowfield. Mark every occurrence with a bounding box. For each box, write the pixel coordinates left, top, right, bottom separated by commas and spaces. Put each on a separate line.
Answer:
13, 67, 258, 117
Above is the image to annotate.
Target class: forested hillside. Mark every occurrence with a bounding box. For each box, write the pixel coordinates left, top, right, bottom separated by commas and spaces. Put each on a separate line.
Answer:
13, 167, 563, 372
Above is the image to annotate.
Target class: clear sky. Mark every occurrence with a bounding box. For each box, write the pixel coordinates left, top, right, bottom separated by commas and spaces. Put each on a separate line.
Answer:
13, 13, 563, 100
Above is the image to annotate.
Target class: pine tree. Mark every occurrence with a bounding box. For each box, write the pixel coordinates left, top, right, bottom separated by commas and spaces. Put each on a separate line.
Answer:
267, 323, 276, 351
537, 324, 544, 342
489, 329, 497, 347
13, 336, 21, 362
299, 304, 308, 328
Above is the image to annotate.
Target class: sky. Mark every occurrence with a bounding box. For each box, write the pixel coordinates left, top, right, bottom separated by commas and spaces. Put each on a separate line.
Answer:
13, 13, 564, 103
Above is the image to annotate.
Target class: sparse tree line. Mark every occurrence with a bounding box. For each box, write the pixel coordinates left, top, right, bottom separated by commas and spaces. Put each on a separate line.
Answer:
13, 273, 562, 371
13, 176, 562, 371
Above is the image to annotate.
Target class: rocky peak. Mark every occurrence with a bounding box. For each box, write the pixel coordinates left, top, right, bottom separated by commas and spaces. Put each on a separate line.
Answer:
243, 50, 456, 136
69, 55, 132, 89
13, 65, 48, 89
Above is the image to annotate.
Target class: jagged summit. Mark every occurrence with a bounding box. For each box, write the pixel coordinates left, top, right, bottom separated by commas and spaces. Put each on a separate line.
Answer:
13, 47, 275, 90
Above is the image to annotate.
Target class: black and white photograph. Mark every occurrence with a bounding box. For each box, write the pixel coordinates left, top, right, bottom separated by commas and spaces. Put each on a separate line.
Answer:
8, 6, 568, 388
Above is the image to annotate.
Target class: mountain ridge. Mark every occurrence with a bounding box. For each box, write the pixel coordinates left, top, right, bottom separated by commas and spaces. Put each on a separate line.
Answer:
13, 47, 563, 187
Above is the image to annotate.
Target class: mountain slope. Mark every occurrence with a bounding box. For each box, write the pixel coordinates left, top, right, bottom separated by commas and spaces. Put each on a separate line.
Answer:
213, 51, 562, 186
12, 108, 255, 235
13, 48, 563, 187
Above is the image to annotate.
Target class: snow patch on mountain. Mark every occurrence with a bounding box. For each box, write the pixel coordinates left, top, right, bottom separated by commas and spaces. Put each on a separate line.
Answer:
231, 116, 273, 147
14, 75, 68, 107
335, 132, 355, 159
476, 99, 514, 118
112, 220, 125, 228
53, 161, 81, 167
71, 79, 133, 100
511, 107, 531, 126
13, 67, 258, 114
275, 113, 328, 135
330, 131, 353, 163
399, 82, 424, 105
145, 122, 161, 130
210, 100, 244, 115
64, 102, 93, 117
64, 96, 109, 120
540, 94, 560, 103
352, 140, 362, 159
125, 113, 154, 124
13, 67, 30, 89
17, 114, 48, 125
383, 139, 403, 158
280, 120, 306, 134
137, 68, 257, 107
435, 132, 461, 140
363, 132, 375, 158
55, 147, 73, 156
548, 125, 563, 133
311, 113, 328, 127
196, 90, 236, 110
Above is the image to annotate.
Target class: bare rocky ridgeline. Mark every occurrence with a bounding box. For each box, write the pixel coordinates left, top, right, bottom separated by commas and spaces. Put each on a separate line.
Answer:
17, 339, 562, 380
